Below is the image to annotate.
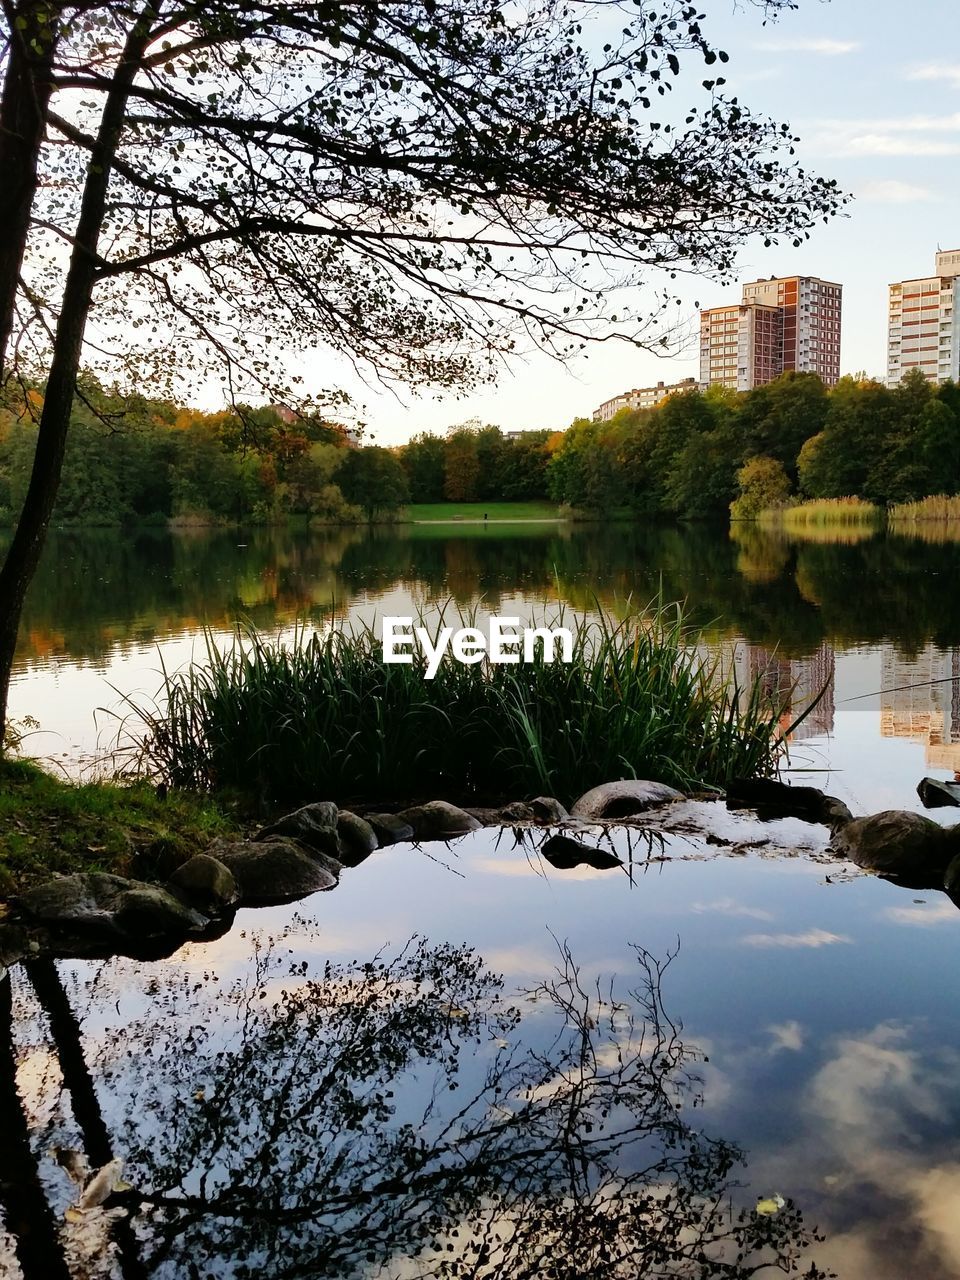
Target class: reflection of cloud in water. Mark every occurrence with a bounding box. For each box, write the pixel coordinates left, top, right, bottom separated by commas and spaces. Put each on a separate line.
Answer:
883, 900, 960, 927
473, 856, 620, 882
802, 1022, 960, 1278
741, 928, 851, 948
767, 1021, 805, 1053
691, 896, 775, 921
480, 944, 571, 978
170, 917, 395, 970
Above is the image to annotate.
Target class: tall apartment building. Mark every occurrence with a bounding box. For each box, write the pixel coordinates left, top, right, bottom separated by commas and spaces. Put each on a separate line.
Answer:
700, 274, 843, 391
887, 250, 960, 387
592, 376, 697, 422
698, 302, 783, 392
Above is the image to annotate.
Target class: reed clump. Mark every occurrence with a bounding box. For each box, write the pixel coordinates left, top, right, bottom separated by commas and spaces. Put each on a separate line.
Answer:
135, 602, 790, 808
759, 498, 881, 532
888, 494, 960, 524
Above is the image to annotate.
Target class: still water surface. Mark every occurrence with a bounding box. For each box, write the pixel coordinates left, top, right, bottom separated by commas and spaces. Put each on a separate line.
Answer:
4, 521, 960, 1277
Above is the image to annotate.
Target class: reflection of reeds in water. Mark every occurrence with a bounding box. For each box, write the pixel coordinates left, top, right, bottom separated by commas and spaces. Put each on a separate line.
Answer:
887, 519, 960, 544
889, 496, 960, 542
758, 498, 881, 540
764, 523, 877, 545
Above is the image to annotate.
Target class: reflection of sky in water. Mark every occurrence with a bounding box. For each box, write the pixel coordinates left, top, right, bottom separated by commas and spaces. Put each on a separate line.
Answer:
10, 526, 960, 815
6, 828, 960, 1277
8, 526, 960, 1273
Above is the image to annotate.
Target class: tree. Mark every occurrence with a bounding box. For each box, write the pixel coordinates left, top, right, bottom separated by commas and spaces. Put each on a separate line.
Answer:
546, 417, 625, 512
337, 446, 410, 520
730, 455, 792, 520
401, 433, 447, 504
498, 430, 552, 500
0, 0, 845, 745
798, 376, 895, 500
3, 935, 834, 1277
444, 429, 481, 502
739, 372, 829, 480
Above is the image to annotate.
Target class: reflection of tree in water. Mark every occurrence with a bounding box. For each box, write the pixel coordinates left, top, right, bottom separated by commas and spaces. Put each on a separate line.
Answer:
3, 934, 832, 1278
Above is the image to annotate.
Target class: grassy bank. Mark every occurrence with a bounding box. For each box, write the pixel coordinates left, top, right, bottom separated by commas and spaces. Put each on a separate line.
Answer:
0, 759, 241, 896
137, 604, 789, 809
404, 502, 563, 522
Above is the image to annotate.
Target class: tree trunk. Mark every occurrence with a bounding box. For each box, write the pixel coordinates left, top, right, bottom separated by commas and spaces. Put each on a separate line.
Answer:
0, 972, 73, 1279
26, 959, 151, 1280
0, 5, 157, 751
0, 3, 58, 378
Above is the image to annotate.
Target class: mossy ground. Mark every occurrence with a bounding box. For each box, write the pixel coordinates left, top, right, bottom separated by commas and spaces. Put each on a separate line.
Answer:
0, 758, 244, 897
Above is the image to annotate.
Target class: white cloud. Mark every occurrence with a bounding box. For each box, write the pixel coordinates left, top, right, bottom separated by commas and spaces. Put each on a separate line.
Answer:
767, 1020, 805, 1053
804, 112, 960, 134
858, 180, 937, 204
907, 63, 960, 89
825, 134, 960, 158
754, 37, 860, 56
741, 928, 851, 948
799, 112, 960, 160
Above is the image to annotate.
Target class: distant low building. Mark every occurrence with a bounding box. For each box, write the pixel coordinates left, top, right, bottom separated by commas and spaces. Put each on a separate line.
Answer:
592, 377, 698, 422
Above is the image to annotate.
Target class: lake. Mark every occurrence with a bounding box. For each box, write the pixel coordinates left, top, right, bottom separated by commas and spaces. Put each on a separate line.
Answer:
4, 520, 960, 1278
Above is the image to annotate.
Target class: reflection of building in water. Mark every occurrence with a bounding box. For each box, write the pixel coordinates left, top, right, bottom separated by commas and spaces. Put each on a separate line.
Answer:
881, 646, 960, 769
703, 641, 835, 741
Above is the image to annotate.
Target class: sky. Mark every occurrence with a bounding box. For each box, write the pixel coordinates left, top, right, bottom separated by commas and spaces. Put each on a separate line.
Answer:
293, 0, 960, 445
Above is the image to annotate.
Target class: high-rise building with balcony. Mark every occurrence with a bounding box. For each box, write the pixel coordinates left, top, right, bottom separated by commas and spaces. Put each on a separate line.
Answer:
699, 274, 843, 391
887, 250, 960, 387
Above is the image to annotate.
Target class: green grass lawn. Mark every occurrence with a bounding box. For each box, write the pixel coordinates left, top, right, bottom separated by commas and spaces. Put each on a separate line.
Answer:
403, 501, 563, 522
0, 759, 244, 897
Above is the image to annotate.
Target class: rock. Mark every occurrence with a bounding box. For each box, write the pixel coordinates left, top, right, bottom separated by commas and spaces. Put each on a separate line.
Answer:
919, 777, 960, 809
557, 817, 604, 833
530, 796, 569, 823
819, 796, 855, 830
168, 854, 238, 913
570, 780, 683, 821
336, 812, 379, 867
113, 886, 208, 941
726, 777, 852, 829
0, 924, 29, 969
255, 802, 341, 859
18, 873, 131, 931
17, 873, 210, 951
499, 801, 535, 823
945, 852, 960, 897
541, 834, 623, 871
831, 810, 957, 880
210, 837, 340, 903
396, 801, 481, 840
463, 807, 503, 826
365, 813, 416, 846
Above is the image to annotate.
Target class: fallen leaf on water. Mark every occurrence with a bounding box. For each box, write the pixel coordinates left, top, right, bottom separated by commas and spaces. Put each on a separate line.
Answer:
755, 1193, 786, 1216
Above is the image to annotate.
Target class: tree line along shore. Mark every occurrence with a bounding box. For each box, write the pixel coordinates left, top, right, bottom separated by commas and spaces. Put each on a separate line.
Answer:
3, 370, 960, 530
